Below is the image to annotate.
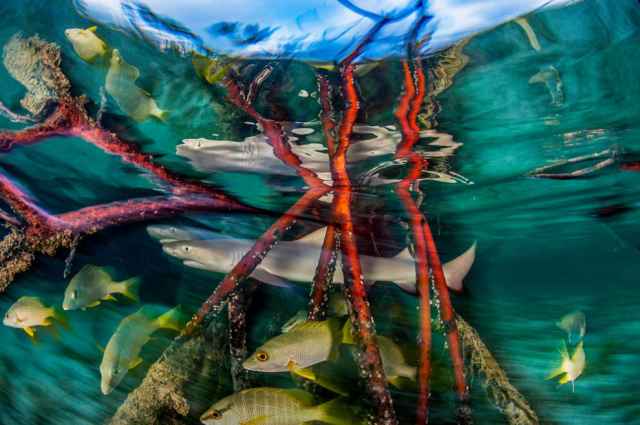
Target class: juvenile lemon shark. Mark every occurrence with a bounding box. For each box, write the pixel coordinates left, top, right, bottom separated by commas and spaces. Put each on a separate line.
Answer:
153, 226, 476, 293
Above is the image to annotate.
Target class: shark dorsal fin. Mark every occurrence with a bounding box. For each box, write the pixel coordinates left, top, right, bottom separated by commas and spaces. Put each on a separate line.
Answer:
296, 227, 327, 245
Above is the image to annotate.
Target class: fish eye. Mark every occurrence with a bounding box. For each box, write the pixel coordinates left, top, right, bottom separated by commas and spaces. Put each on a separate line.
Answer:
184, 246, 191, 252
208, 410, 222, 420
256, 351, 269, 362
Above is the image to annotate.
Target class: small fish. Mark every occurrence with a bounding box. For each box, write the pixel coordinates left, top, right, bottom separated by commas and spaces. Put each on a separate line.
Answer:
64, 26, 109, 62
106, 49, 168, 122
243, 318, 341, 373
342, 322, 416, 388
3, 296, 67, 338
192, 52, 232, 85
200, 387, 358, 425
546, 341, 586, 392
556, 311, 586, 344
100, 306, 185, 395
63, 265, 140, 311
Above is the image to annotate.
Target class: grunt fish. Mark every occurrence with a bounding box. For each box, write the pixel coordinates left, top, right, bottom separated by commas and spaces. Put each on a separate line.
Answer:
3, 296, 67, 338
64, 26, 109, 62
160, 227, 476, 293
63, 265, 140, 311
243, 318, 341, 373
106, 49, 168, 122
546, 341, 586, 392
200, 387, 358, 425
100, 305, 185, 395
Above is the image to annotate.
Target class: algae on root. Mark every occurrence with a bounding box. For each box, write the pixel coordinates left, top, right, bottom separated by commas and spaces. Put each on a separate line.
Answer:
2, 34, 71, 116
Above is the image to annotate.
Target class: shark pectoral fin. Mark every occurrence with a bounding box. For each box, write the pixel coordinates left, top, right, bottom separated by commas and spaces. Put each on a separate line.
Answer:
250, 269, 291, 288
87, 301, 101, 308
22, 327, 36, 338
443, 241, 477, 292
103, 294, 118, 302
129, 357, 144, 370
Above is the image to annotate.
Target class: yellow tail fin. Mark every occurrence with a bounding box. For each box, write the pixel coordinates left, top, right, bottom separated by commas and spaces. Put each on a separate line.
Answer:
154, 306, 186, 332
314, 398, 363, 425
120, 277, 141, 303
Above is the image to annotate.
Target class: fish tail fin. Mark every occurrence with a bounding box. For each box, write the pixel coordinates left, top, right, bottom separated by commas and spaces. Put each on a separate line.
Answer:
153, 107, 169, 122
155, 306, 187, 332
545, 365, 565, 381
313, 398, 363, 425
51, 306, 70, 330
120, 277, 141, 303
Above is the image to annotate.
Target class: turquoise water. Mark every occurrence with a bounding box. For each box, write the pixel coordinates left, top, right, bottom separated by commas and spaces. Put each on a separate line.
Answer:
1, 0, 640, 424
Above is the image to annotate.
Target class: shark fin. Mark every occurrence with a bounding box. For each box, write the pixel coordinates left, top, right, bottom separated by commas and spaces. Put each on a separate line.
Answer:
250, 269, 291, 288
183, 260, 210, 271
443, 242, 477, 292
296, 227, 328, 245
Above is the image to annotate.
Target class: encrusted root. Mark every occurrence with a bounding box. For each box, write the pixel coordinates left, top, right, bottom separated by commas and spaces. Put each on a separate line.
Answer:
456, 316, 539, 425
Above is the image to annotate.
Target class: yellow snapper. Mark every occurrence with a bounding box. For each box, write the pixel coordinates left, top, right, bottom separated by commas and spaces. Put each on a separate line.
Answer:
100, 305, 184, 395
3, 296, 67, 337
556, 310, 586, 344
342, 323, 416, 388
64, 26, 109, 62
200, 387, 358, 425
106, 49, 168, 122
192, 52, 233, 85
546, 341, 586, 392
243, 318, 341, 373
63, 265, 140, 311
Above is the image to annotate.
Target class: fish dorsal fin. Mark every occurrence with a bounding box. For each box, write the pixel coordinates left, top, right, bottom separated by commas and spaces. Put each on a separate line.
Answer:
296, 227, 327, 245
86, 25, 98, 33
78, 264, 113, 283
443, 242, 477, 292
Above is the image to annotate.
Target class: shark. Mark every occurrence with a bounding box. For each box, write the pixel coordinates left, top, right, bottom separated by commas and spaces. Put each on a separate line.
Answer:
152, 226, 476, 293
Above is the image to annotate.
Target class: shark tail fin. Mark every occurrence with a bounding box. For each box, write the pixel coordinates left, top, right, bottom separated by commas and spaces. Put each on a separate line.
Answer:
155, 306, 187, 332
443, 241, 477, 292
120, 277, 141, 303
312, 398, 364, 425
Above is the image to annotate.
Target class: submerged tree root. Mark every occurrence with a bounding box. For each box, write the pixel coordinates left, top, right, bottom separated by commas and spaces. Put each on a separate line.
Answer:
456, 317, 539, 425
109, 317, 229, 425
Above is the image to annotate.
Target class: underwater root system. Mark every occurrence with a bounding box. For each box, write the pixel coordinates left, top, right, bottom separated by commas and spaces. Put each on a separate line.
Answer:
0, 33, 543, 425
456, 317, 540, 425
0, 34, 256, 293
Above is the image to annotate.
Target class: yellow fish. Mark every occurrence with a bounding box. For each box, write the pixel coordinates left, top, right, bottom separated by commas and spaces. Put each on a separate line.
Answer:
64, 26, 109, 62
342, 323, 416, 388
106, 49, 168, 122
546, 341, 586, 392
243, 318, 340, 373
3, 296, 67, 338
200, 387, 359, 425
63, 265, 140, 311
192, 52, 232, 85
100, 305, 184, 395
